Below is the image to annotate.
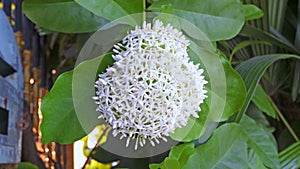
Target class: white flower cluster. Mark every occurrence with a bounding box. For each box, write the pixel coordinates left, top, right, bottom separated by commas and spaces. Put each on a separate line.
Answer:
93, 20, 207, 150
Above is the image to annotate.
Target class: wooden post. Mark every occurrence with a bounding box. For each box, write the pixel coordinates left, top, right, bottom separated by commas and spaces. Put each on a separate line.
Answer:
64, 144, 74, 169
22, 16, 32, 103
32, 32, 40, 129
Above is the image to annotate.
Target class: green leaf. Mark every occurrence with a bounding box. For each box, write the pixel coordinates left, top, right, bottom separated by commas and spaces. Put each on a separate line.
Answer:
150, 143, 195, 169
243, 4, 264, 21
149, 157, 180, 169
229, 40, 271, 62
149, 158, 180, 169
41, 53, 114, 144
279, 141, 300, 169
41, 71, 85, 144
17, 162, 38, 169
149, 0, 245, 41
198, 50, 247, 121
22, 0, 108, 33
114, 0, 144, 14
182, 123, 250, 169
75, 0, 143, 22
203, 55, 246, 121
169, 143, 195, 167
169, 98, 209, 142
233, 54, 300, 122
252, 85, 277, 118
240, 115, 280, 169
153, 5, 182, 30
149, 164, 162, 169
72, 53, 114, 135
246, 104, 277, 145
240, 25, 298, 53
219, 57, 247, 120
160, 158, 180, 169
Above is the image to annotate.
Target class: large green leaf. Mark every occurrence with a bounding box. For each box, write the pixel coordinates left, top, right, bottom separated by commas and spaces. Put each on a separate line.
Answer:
279, 141, 300, 169
74, 0, 143, 25
182, 123, 250, 169
40, 71, 84, 144
149, 0, 245, 41
22, 0, 108, 33
233, 54, 300, 122
240, 115, 280, 169
40, 53, 113, 144
153, 117, 280, 169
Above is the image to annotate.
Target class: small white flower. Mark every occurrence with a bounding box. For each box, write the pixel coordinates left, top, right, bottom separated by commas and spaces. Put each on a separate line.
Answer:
94, 20, 207, 150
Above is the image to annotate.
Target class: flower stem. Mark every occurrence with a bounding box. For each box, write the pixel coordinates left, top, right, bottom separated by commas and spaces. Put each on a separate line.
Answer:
81, 127, 110, 169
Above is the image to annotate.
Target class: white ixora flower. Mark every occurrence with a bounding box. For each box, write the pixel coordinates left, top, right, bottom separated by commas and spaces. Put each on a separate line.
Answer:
93, 20, 208, 150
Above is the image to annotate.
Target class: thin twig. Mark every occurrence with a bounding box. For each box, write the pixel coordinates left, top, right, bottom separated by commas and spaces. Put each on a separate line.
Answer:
82, 127, 110, 169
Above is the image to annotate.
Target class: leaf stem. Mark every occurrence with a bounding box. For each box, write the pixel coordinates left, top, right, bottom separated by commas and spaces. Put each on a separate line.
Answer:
82, 127, 110, 169
268, 96, 299, 142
